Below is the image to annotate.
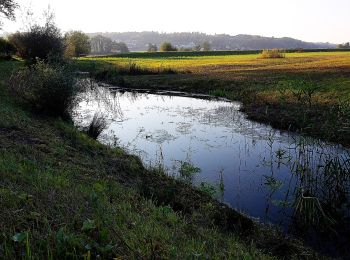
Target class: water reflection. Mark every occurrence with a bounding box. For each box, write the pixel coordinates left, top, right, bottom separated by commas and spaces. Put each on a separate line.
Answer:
72, 80, 350, 256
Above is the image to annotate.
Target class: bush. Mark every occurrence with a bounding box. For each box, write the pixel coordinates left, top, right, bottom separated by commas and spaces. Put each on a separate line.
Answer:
0, 37, 16, 59
147, 43, 158, 52
160, 42, 177, 52
9, 21, 64, 63
9, 61, 77, 118
260, 49, 285, 59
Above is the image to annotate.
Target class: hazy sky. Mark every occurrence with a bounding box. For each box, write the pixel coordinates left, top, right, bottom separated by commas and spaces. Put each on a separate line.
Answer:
1, 0, 349, 43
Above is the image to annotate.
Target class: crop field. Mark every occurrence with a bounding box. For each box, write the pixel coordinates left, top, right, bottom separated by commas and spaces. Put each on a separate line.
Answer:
81, 51, 350, 76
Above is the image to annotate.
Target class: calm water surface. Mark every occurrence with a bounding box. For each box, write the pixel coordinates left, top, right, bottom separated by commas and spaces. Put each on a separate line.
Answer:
72, 80, 350, 254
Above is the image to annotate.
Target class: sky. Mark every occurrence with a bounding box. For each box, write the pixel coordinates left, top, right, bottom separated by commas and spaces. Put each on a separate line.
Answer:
1, 0, 349, 43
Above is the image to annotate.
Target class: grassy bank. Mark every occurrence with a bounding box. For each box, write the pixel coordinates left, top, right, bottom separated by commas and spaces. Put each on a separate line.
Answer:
78, 51, 350, 147
0, 61, 318, 259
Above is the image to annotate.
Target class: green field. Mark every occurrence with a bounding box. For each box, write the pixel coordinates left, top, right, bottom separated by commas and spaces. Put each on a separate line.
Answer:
78, 50, 350, 146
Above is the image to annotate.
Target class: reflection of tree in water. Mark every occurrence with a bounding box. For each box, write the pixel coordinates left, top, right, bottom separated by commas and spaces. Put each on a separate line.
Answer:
73, 79, 123, 125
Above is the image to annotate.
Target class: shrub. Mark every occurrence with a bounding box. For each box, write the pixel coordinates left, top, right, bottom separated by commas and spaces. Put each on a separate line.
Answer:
147, 43, 158, 52
160, 42, 177, 52
8, 20, 64, 63
260, 49, 285, 59
0, 37, 16, 59
9, 61, 77, 118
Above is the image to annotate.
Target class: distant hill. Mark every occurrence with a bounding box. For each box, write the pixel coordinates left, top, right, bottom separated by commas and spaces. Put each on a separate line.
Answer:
87, 32, 336, 52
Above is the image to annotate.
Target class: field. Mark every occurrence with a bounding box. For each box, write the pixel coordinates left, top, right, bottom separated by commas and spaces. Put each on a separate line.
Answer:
78, 51, 350, 146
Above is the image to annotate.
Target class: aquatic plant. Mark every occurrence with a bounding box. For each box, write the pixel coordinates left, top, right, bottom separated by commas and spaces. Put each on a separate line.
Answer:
199, 182, 217, 197
178, 161, 201, 181
293, 191, 335, 231
86, 112, 108, 140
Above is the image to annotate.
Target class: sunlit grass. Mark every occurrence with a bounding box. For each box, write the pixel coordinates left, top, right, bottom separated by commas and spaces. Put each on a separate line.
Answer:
80, 51, 350, 75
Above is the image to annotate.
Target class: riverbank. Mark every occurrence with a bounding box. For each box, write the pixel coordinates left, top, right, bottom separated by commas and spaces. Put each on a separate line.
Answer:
0, 60, 320, 259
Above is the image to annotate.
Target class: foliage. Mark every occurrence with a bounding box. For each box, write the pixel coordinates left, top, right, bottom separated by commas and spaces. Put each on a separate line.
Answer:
0, 0, 18, 27
147, 43, 158, 52
90, 35, 113, 54
337, 42, 350, 49
8, 16, 64, 63
260, 49, 285, 59
9, 60, 77, 118
160, 42, 177, 52
64, 31, 90, 57
199, 182, 217, 197
202, 41, 211, 51
87, 32, 335, 52
0, 37, 15, 59
112, 42, 129, 53
178, 161, 201, 181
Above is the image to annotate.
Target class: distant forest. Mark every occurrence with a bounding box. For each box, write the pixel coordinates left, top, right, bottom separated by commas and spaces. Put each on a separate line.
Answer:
87, 32, 336, 52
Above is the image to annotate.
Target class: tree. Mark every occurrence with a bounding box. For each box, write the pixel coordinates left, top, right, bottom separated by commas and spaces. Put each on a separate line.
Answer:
147, 43, 157, 52
160, 42, 177, 52
192, 44, 201, 51
0, 0, 18, 27
337, 42, 350, 49
90, 35, 112, 54
9, 16, 64, 63
0, 37, 15, 59
202, 41, 211, 51
64, 31, 90, 57
111, 41, 129, 53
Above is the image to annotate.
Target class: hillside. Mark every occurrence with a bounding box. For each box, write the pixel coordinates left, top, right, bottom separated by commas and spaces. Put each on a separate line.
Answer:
88, 31, 336, 51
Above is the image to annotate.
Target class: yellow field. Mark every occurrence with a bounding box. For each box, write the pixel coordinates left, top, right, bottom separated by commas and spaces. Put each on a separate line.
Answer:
82, 51, 350, 79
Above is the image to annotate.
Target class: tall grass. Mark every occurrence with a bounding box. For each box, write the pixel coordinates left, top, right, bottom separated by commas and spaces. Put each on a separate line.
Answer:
85, 112, 108, 140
